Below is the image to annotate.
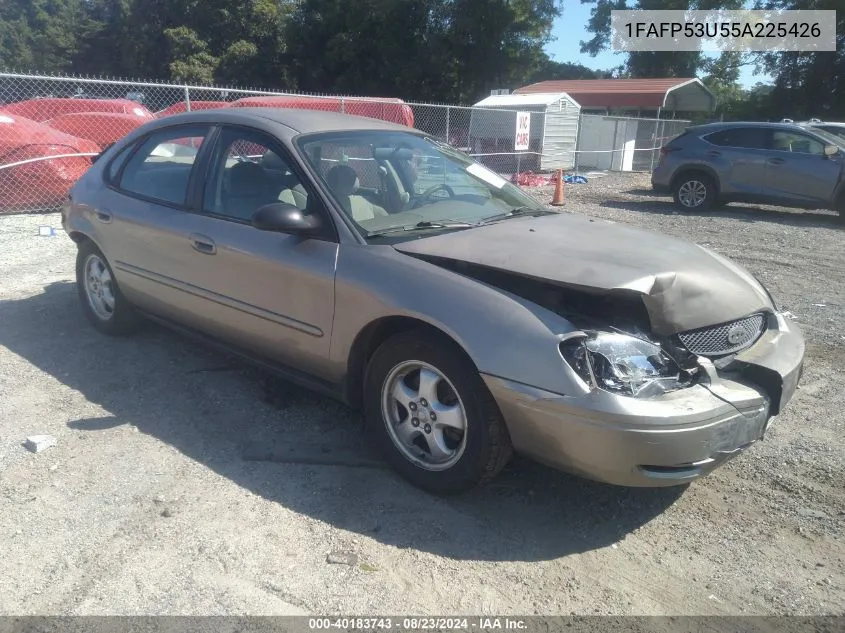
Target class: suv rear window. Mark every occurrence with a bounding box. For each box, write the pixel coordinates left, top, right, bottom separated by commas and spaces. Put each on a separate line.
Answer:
704, 127, 769, 149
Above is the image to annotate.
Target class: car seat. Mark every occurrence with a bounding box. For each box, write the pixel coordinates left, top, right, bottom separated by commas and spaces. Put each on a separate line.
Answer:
221, 161, 279, 221
325, 164, 388, 222
261, 150, 308, 209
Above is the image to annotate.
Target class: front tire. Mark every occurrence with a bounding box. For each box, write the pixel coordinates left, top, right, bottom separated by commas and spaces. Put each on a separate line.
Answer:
363, 330, 512, 495
673, 173, 716, 211
76, 240, 141, 335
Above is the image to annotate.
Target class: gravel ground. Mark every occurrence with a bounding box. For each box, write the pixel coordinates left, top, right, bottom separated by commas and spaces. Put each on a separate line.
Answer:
0, 174, 843, 616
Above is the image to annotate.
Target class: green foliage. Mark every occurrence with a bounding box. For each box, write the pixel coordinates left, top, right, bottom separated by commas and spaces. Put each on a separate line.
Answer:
581, 0, 744, 79
754, 0, 845, 120
0, 0, 569, 102
165, 27, 219, 84
527, 59, 613, 83
3, 0, 837, 120
0, 0, 95, 72
285, 0, 563, 103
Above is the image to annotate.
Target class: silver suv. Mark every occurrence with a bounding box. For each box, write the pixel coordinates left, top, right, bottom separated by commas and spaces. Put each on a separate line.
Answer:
651, 122, 845, 217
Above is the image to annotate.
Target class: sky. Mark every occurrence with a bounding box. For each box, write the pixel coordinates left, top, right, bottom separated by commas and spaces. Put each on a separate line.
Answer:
544, 1, 773, 88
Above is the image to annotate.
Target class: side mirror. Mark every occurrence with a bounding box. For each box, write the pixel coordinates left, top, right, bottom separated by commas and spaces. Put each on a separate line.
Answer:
824, 144, 839, 157
252, 203, 322, 235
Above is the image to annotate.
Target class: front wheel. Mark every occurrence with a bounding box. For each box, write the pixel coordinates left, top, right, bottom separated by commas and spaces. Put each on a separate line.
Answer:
673, 173, 716, 211
363, 330, 512, 495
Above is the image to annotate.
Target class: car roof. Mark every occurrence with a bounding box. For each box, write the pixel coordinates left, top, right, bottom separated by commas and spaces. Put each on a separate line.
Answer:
687, 121, 822, 134
151, 106, 418, 137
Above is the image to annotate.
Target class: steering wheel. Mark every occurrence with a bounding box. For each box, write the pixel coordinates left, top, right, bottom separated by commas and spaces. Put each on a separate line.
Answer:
415, 184, 455, 207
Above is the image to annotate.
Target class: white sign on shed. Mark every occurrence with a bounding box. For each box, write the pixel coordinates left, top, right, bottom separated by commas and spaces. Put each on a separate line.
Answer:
514, 111, 531, 151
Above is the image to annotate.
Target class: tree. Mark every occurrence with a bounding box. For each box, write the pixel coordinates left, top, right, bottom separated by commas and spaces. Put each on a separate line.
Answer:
0, 0, 95, 73
526, 59, 613, 83
580, 0, 744, 78
165, 27, 218, 85
285, 0, 562, 103
755, 0, 844, 120
701, 52, 742, 119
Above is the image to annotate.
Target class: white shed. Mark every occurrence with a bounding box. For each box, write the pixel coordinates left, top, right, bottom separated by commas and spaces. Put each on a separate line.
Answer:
468, 92, 581, 172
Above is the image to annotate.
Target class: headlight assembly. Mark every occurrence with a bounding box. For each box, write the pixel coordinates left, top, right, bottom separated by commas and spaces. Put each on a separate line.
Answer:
560, 332, 693, 398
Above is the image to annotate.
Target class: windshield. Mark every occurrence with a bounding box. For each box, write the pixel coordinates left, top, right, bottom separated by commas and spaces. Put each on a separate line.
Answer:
296, 130, 546, 236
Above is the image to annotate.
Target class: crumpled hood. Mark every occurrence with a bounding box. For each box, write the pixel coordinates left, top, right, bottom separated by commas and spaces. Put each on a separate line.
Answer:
392, 213, 773, 336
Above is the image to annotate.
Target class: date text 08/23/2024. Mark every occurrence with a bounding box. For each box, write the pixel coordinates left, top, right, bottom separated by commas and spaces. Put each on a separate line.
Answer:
308, 617, 528, 630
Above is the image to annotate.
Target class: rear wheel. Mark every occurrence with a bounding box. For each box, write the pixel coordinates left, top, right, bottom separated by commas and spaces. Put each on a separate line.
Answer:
363, 330, 512, 495
76, 240, 142, 335
673, 173, 717, 211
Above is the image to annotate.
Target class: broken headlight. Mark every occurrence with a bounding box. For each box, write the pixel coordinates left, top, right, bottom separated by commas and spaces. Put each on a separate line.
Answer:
560, 332, 689, 398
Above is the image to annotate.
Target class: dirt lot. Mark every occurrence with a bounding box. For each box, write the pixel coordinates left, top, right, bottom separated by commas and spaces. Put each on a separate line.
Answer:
0, 173, 842, 616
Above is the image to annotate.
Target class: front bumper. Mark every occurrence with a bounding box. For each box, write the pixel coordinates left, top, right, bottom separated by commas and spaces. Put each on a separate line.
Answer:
650, 163, 672, 191
484, 313, 804, 487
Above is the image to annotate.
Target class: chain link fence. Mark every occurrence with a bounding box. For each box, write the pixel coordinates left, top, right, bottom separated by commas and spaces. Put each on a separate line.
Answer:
0, 72, 689, 213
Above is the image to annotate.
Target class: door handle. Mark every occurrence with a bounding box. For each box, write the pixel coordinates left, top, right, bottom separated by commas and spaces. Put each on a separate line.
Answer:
95, 211, 112, 223
189, 233, 216, 255
767, 157, 785, 165
707, 150, 721, 157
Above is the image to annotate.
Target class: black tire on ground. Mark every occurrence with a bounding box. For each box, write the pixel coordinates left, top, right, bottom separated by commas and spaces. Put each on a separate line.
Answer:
672, 172, 717, 211
75, 240, 142, 335
363, 330, 513, 495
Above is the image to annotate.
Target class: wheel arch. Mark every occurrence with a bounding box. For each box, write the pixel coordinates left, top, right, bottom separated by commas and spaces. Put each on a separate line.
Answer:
670, 165, 721, 195
344, 315, 475, 410
67, 230, 93, 245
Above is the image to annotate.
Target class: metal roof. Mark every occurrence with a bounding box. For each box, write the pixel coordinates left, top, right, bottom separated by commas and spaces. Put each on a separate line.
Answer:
513, 78, 715, 111
473, 93, 578, 108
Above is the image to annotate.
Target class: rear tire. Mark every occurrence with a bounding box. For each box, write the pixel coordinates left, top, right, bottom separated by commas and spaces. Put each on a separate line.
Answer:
673, 173, 717, 211
76, 240, 142, 335
363, 330, 512, 495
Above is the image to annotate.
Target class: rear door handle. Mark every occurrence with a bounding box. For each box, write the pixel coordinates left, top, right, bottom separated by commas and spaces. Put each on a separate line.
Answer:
189, 233, 216, 255
95, 211, 112, 223
707, 150, 721, 157
768, 157, 785, 165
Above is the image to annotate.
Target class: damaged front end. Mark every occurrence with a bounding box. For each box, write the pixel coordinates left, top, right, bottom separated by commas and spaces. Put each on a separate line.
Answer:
418, 256, 801, 416
392, 224, 805, 485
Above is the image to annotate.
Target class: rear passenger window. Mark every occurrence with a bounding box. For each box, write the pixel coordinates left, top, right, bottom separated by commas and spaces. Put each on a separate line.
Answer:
119, 126, 209, 206
106, 143, 135, 183
705, 128, 769, 149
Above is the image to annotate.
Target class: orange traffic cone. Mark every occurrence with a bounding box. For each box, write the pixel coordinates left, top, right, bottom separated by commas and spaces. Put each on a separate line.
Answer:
550, 168, 565, 206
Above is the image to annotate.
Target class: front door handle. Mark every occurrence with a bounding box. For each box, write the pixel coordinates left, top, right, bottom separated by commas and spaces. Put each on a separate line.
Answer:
767, 157, 785, 165
189, 233, 216, 255
707, 150, 721, 157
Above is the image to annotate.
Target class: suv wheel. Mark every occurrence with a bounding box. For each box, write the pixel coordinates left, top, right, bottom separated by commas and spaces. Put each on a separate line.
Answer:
673, 173, 716, 211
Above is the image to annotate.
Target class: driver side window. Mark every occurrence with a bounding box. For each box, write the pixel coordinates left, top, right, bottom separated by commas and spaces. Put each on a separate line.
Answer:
202, 128, 309, 222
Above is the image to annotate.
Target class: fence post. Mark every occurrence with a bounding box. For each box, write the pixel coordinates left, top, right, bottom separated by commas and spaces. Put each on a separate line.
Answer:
445, 106, 450, 143
650, 107, 661, 172
340, 96, 345, 114
184, 85, 191, 112
574, 113, 581, 176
